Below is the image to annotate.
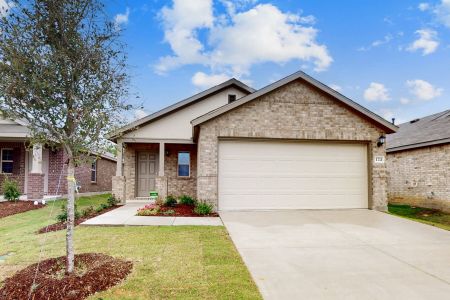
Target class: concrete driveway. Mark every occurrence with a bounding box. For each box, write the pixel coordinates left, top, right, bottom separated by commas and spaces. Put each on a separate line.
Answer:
220, 210, 450, 300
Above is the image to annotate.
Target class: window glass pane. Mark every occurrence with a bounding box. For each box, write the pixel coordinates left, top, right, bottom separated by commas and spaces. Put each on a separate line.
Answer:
2, 162, 13, 173
91, 170, 96, 182
178, 152, 189, 165
2, 149, 13, 161
178, 165, 189, 177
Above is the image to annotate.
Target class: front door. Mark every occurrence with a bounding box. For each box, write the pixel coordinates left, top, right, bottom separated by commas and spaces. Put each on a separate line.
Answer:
137, 152, 158, 197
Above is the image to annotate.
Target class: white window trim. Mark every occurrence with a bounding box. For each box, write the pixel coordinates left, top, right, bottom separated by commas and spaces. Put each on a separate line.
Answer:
90, 160, 97, 183
177, 151, 190, 178
1, 148, 13, 174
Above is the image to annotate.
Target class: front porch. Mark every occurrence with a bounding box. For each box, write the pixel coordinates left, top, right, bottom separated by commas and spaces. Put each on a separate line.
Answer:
112, 140, 197, 203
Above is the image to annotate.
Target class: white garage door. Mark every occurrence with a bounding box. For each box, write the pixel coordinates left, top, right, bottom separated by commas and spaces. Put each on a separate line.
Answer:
218, 140, 368, 210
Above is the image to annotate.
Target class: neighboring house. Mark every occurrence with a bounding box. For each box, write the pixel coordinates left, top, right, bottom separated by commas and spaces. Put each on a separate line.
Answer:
0, 118, 116, 201
111, 71, 397, 211
386, 110, 450, 212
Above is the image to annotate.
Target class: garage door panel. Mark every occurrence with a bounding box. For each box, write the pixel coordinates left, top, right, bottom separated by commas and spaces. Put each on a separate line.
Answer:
218, 140, 368, 210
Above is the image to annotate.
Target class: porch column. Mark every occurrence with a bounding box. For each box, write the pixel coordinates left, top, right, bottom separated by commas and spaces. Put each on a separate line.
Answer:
116, 139, 123, 176
112, 139, 126, 204
27, 143, 44, 201
159, 142, 165, 177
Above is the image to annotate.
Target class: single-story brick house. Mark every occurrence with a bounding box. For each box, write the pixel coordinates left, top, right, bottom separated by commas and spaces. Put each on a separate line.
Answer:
110, 71, 397, 211
387, 110, 450, 212
0, 118, 117, 201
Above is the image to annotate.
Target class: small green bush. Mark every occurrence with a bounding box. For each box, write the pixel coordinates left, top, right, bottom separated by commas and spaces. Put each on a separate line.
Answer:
107, 195, 119, 207
164, 195, 177, 207
179, 195, 197, 206
194, 202, 213, 215
2, 177, 20, 202
96, 203, 109, 213
163, 209, 175, 216
56, 204, 80, 223
81, 206, 94, 217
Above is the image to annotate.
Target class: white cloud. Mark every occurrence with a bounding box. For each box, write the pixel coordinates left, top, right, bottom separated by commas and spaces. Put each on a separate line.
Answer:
191, 72, 230, 89
0, 0, 13, 17
433, 0, 450, 28
400, 97, 411, 104
114, 8, 130, 28
358, 34, 394, 51
329, 84, 342, 92
407, 29, 439, 55
156, 1, 332, 78
406, 79, 443, 100
364, 83, 390, 102
418, 3, 431, 11
134, 109, 148, 120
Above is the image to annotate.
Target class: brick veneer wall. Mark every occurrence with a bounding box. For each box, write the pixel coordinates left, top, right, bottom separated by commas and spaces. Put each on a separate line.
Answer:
197, 79, 389, 210
0, 142, 26, 194
387, 144, 450, 212
27, 173, 44, 200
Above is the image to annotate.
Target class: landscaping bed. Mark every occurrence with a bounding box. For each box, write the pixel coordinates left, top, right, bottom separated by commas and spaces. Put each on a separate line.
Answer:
137, 195, 218, 217
37, 205, 119, 234
388, 203, 450, 231
0, 201, 45, 218
0, 253, 132, 300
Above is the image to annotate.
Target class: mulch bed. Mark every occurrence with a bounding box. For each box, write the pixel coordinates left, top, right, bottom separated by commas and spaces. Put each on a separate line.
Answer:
37, 206, 119, 234
141, 204, 219, 217
0, 201, 45, 218
0, 253, 132, 300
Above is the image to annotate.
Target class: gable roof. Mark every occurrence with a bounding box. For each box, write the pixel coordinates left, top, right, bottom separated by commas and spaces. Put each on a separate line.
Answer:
191, 71, 398, 134
109, 78, 255, 140
387, 109, 450, 152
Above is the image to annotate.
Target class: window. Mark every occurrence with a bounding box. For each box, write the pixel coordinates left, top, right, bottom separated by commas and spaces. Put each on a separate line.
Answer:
91, 160, 97, 183
228, 94, 236, 103
178, 152, 190, 177
1, 149, 13, 174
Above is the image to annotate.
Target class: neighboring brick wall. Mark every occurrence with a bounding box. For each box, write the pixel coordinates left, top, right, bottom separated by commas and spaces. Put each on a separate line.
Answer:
197, 79, 388, 210
27, 173, 44, 200
0, 142, 26, 194
47, 148, 116, 195
387, 144, 450, 212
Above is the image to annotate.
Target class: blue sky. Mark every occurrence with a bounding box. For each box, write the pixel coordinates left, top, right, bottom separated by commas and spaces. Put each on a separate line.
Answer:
107, 0, 450, 124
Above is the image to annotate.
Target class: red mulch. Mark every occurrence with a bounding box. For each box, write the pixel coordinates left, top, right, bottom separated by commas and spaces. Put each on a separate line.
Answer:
0, 201, 45, 218
36, 206, 120, 234
0, 253, 133, 300
154, 204, 218, 217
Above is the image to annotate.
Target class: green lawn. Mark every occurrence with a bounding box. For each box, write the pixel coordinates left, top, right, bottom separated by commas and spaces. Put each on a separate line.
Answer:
388, 203, 450, 231
0, 194, 261, 299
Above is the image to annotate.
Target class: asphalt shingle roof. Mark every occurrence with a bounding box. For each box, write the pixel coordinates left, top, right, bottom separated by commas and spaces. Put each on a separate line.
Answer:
386, 109, 450, 152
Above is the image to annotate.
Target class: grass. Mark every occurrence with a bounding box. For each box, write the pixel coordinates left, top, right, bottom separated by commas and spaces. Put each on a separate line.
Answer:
0, 194, 261, 299
388, 203, 450, 231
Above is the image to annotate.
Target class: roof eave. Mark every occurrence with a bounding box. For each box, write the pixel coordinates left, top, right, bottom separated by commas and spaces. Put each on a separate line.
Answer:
387, 138, 450, 153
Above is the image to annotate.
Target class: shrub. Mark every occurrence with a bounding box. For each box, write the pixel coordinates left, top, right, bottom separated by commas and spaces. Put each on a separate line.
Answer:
179, 195, 197, 206
164, 195, 177, 207
136, 204, 160, 216
96, 203, 109, 213
56, 204, 80, 223
107, 195, 119, 207
2, 177, 20, 202
81, 206, 94, 217
163, 209, 175, 216
194, 202, 214, 215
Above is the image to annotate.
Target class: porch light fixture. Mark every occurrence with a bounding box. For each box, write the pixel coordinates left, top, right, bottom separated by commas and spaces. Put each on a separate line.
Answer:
165, 150, 170, 156
377, 135, 386, 147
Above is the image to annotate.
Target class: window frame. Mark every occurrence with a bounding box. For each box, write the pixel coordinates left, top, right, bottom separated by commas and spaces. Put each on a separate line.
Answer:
177, 151, 190, 178
90, 160, 97, 183
228, 94, 237, 103
1, 148, 14, 174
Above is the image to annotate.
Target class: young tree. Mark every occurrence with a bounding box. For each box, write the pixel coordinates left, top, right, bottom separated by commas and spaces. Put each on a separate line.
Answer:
0, 0, 130, 273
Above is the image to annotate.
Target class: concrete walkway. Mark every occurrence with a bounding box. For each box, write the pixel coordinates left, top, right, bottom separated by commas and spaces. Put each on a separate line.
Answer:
81, 203, 222, 226
221, 209, 450, 300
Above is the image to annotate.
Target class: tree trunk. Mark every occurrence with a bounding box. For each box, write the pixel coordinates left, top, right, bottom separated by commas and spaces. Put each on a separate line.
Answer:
66, 156, 75, 274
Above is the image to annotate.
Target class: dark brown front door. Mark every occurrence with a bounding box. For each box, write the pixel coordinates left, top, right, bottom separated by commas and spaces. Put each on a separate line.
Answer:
137, 152, 158, 197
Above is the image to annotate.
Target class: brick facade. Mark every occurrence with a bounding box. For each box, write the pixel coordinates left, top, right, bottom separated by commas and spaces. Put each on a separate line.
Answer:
196, 79, 388, 210
0, 143, 116, 199
387, 144, 450, 212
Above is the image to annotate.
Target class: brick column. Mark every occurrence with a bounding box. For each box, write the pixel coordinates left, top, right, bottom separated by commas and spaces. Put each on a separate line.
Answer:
112, 176, 126, 204
27, 173, 44, 200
